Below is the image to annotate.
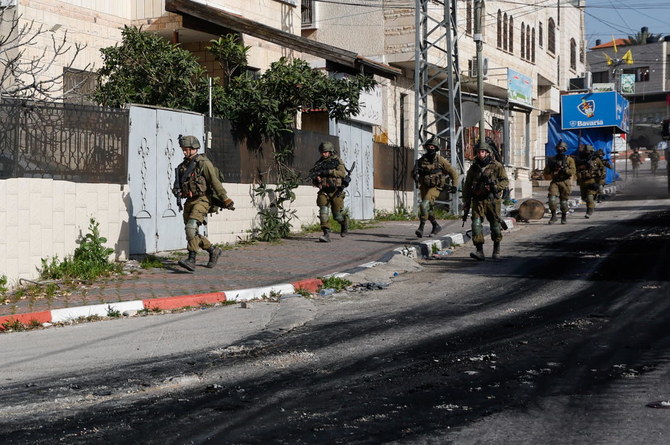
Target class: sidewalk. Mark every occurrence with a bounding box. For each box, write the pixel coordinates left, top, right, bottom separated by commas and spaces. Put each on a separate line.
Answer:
1, 218, 509, 326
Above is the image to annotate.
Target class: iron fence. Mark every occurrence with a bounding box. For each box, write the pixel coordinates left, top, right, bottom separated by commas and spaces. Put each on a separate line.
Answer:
0, 98, 128, 183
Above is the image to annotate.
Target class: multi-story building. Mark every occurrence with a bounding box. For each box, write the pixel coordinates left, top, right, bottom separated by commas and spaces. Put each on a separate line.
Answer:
588, 32, 670, 149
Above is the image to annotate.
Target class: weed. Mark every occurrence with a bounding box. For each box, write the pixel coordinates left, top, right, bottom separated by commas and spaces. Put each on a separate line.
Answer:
295, 287, 312, 297
1, 319, 25, 332
318, 276, 352, 292
0, 275, 7, 295
106, 305, 122, 318
39, 218, 123, 281
374, 207, 415, 221
301, 216, 376, 235
431, 243, 439, 254
29, 319, 42, 328
140, 255, 165, 269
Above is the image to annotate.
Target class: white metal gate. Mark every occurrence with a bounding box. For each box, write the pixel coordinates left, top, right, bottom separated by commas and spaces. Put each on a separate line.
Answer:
335, 120, 374, 220
128, 105, 204, 254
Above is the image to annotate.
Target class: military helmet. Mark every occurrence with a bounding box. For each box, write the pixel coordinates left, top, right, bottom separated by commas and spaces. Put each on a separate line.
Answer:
556, 141, 568, 150
178, 135, 200, 149
423, 136, 440, 150
319, 141, 335, 153
596, 148, 605, 156
475, 141, 493, 153
584, 144, 595, 152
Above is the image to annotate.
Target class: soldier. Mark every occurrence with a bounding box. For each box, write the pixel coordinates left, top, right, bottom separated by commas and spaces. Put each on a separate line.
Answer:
575, 144, 604, 219
543, 141, 576, 224
173, 135, 235, 272
412, 137, 459, 238
649, 147, 660, 176
462, 141, 509, 260
595, 148, 612, 203
310, 141, 348, 243
629, 147, 643, 177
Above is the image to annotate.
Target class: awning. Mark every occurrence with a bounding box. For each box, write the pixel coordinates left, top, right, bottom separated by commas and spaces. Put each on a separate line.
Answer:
165, 0, 400, 79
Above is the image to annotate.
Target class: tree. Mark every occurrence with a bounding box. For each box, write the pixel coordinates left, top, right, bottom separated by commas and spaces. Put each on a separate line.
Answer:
91, 26, 215, 112
0, 7, 87, 100
626, 28, 662, 45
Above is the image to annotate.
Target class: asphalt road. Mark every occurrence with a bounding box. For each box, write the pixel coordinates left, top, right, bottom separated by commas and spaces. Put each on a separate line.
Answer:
1, 169, 669, 444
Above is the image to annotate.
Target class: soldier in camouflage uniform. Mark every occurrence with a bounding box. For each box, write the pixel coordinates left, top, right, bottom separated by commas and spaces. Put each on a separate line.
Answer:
595, 148, 612, 202
543, 141, 576, 224
311, 141, 348, 243
629, 147, 643, 177
575, 144, 604, 219
462, 141, 509, 261
412, 137, 459, 238
649, 147, 660, 175
173, 135, 235, 271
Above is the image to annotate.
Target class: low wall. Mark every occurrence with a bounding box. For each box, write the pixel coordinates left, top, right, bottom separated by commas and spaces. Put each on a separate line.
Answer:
0, 178, 130, 286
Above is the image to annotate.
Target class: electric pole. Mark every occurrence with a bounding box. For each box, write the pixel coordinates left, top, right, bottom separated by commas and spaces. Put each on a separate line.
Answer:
474, 0, 485, 142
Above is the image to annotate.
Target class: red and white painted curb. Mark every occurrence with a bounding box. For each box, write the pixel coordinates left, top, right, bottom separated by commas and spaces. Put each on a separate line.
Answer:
0, 278, 323, 330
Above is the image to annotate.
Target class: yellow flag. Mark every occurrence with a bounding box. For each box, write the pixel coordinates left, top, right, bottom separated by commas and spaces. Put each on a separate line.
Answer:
603, 52, 613, 66
622, 49, 634, 64
612, 36, 618, 53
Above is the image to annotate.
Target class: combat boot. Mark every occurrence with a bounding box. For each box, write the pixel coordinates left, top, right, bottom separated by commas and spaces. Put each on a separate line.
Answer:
319, 229, 331, 243
178, 251, 197, 272
429, 219, 442, 237
340, 216, 349, 237
548, 211, 557, 225
561, 212, 567, 224
470, 244, 485, 261
585, 208, 594, 219
205, 246, 223, 268
415, 221, 425, 238
491, 241, 501, 259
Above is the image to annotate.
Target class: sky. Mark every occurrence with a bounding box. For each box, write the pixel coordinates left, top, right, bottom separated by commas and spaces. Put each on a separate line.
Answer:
585, 0, 670, 48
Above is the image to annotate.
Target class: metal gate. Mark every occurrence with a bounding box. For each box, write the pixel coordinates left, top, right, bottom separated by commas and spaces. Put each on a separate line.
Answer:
336, 120, 374, 220
128, 105, 204, 254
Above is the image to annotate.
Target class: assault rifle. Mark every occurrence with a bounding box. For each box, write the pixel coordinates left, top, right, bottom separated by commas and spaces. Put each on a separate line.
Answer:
307, 157, 341, 184
173, 167, 183, 212
470, 175, 509, 231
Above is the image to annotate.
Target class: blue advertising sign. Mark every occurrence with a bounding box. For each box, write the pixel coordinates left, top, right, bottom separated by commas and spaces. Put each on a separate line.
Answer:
561, 91, 629, 133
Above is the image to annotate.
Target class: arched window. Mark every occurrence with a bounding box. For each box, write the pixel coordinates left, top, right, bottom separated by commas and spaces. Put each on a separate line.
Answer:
570, 38, 577, 69
496, 10, 502, 48
520, 22, 526, 59
531, 28, 536, 63
508, 16, 514, 53
503, 13, 508, 51
526, 24, 531, 61
539, 22, 543, 48
548, 18, 556, 54
467, 1, 473, 35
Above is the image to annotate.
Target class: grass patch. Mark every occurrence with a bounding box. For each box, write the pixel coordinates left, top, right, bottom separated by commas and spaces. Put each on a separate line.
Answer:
318, 276, 352, 292
140, 254, 165, 269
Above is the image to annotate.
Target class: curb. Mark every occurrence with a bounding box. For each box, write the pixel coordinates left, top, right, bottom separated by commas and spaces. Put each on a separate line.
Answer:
0, 221, 518, 330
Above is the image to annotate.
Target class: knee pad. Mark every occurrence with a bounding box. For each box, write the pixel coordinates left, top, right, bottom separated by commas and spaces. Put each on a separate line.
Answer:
559, 200, 569, 213
333, 211, 345, 223
419, 200, 431, 216
471, 217, 483, 237
490, 222, 502, 240
185, 218, 199, 241
548, 195, 559, 206
319, 206, 330, 224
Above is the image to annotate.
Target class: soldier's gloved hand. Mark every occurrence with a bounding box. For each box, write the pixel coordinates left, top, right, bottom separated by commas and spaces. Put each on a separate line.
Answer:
172, 187, 181, 199
448, 185, 458, 193
223, 198, 235, 210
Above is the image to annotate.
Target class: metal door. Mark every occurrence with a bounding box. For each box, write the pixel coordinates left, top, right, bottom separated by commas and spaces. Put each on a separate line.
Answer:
336, 121, 374, 220
128, 105, 204, 254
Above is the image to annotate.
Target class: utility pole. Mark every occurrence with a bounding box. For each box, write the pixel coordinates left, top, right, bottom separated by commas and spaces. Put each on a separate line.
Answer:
474, 0, 485, 143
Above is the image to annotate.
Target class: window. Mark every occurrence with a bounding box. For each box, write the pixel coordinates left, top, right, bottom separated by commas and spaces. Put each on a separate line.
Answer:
592, 71, 609, 83
301, 0, 315, 28
503, 14, 508, 51
624, 67, 650, 82
520, 22, 525, 59
531, 27, 535, 63
496, 10, 501, 48
526, 24, 531, 61
508, 17, 513, 53
539, 22, 543, 48
570, 38, 577, 70
579, 42, 584, 63
63, 68, 97, 105
467, 1, 473, 36
548, 18, 555, 54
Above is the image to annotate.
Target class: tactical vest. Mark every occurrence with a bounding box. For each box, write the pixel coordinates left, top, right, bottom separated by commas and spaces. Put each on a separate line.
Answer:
177, 155, 208, 198
418, 155, 445, 188
577, 158, 597, 181
471, 162, 498, 199
549, 156, 571, 181
315, 157, 343, 191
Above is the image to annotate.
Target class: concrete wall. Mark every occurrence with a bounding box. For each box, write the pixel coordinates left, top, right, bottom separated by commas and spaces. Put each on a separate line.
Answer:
0, 178, 130, 286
